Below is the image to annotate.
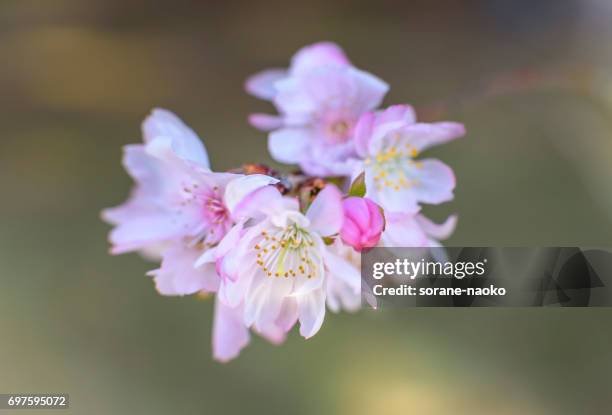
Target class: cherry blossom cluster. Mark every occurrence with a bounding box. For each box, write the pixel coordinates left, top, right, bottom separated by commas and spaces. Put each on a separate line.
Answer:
102, 42, 465, 361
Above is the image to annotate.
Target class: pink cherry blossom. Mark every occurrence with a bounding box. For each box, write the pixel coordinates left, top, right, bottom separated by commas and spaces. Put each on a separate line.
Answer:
217, 184, 349, 339
245, 41, 350, 101
103, 42, 467, 363
102, 109, 278, 296
340, 197, 384, 251
246, 42, 389, 176
353, 104, 465, 213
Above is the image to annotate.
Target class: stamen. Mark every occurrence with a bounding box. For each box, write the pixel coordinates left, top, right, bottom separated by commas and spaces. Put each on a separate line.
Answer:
253, 223, 320, 280
369, 140, 421, 191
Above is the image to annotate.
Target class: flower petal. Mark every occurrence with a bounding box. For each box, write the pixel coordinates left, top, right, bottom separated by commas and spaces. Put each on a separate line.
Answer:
377, 104, 417, 125
107, 213, 184, 255
290, 41, 350, 76
306, 184, 344, 237
244, 274, 293, 331
224, 174, 279, 219
324, 248, 361, 292
416, 213, 458, 240
364, 167, 420, 213
351, 68, 389, 112
406, 159, 456, 205
245, 69, 287, 100
275, 298, 299, 332
354, 112, 375, 158
297, 288, 326, 338
212, 298, 250, 363
248, 113, 284, 131
142, 108, 210, 168
382, 212, 429, 247
402, 122, 465, 153
268, 127, 311, 165
148, 245, 219, 295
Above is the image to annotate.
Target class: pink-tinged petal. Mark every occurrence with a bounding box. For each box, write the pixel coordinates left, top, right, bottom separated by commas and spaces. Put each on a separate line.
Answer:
107, 214, 184, 255
219, 269, 254, 308
149, 245, 219, 295
212, 220, 245, 260
402, 122, 465, 153
217, 232, 260, 305
273, 76, 319, 115
275, 298, 299, 332
245, 69, 287, 100
354, 112, 375, 158
296, 66, 357, 108
377, 104, 417, 126
416, 213, 458, 240
306, 184, 344, 237
142, 108, 210, 168
234, 185, 287, 220
407, 159, 456, 205
382, 212, 429, 247
294, 66, 386, 112
297, 288, 326, 338
290, 41, 350, 76
351, 68, 389, 112
268, 127, 311, 164
300, 156, 358, 178
212, 298, 250, 363
218, 225, 261, 283
324, 249, 361, 292
248, 113, 284, 131
244, 275, 293, 331
120, 144, 162, 198
101, 145, 164, 227
256, 322, 287, 345
326, 253, 362, 313
224, 174, 279, 218
194, 219, 246, 269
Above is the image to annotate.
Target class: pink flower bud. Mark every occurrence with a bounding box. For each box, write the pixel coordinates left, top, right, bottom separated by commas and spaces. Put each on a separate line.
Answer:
340, 197, 384, 251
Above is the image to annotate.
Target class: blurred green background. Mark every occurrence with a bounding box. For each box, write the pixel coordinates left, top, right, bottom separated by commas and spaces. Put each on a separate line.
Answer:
1, 0, 612, 414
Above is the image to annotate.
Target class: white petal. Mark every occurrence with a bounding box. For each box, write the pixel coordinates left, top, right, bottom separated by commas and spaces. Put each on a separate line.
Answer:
297, 288, 326, 338
244, 275, 293, 331
382, 212, 429, 247
416, 213, 458, 240
406, 159, 456, 205
142, 108, 210, 168
402, 122, 465, 153
324, 249, 361, 292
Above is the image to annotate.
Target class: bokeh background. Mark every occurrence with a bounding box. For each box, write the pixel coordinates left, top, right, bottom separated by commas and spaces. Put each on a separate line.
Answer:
2, 0, 612, 414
